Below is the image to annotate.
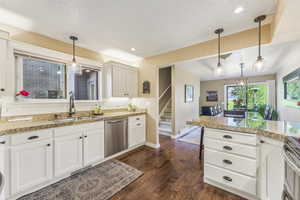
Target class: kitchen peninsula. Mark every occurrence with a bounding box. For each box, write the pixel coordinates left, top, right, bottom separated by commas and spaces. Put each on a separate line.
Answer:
187, 116, 300, 200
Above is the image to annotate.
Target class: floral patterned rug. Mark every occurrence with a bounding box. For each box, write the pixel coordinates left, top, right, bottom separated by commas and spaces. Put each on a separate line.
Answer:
19, 160, 143, 200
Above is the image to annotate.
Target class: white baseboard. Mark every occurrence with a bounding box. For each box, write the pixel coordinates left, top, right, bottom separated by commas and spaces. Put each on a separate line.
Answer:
171, 126, 200, 139
159, 132, 171, 137
145, 142, 160, 149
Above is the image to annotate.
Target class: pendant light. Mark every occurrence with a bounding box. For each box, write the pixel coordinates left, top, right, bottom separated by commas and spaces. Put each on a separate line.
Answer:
238, 63, 248, 87
70, 36, 82, 75
253, 15, 266, 72
214, 28, 224, 76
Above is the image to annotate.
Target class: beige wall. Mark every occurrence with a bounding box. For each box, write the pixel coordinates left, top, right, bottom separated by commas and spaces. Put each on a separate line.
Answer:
173, 66, 200, 135
200, 74, 276, 108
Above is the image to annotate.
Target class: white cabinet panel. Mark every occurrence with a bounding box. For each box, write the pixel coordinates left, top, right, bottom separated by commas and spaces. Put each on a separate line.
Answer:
128, 115, 146, 147
0, 37, 9, 96
11, 139, 53, 194
83, 128, 104, 166
54, 132, 83, 178
259, 137, 284, 200
104, 62, 138, 98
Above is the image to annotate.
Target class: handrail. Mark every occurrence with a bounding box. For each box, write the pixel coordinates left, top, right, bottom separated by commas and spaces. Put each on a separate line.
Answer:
159, 84, 171, 100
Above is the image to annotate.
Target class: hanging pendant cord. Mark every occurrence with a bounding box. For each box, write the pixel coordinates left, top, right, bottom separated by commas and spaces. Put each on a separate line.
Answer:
258, 20, 261, 57
72, 39, 75, 62
218, 32, 220, 65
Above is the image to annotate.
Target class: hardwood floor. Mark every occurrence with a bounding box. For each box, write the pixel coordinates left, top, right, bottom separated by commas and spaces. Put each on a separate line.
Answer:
113, 135, 246, 200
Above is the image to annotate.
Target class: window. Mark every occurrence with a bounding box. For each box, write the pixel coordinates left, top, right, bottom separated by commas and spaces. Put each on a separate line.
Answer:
226, 83, 267, 111
68, 68, 100, 100
16, 55, 66, 99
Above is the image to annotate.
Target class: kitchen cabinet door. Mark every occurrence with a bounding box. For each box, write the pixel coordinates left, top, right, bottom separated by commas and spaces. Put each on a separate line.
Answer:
128, 115, 146, 147
0, 37, 9, 96
126, 69, 138, 97
83, 129, 104, 166
259, 137, 284, 200
112, 66, 127, 97
11, 140, 53, 195
54, 132, 83, 178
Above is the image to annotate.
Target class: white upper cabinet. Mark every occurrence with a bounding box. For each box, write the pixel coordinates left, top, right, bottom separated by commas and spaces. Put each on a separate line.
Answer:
103, 61, 138, 98
0, 30, 10, 97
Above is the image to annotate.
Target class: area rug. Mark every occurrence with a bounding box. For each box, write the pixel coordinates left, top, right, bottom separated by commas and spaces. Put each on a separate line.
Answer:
18, 160, 143, 200
178, 128, 201, 145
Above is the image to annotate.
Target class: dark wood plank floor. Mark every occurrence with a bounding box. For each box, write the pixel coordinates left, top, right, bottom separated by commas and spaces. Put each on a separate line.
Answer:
113, 135, 246, 200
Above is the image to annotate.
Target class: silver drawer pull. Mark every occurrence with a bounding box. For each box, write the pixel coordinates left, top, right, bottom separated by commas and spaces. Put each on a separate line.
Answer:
28, 136, 39, 140
136, 118, 140, 120
223, 176, 232, 182
0, 141, 5, 144
136, 123, 141, 126
223, 135, 232, 139
223, 159, 232, 165
223, 146, 232, 151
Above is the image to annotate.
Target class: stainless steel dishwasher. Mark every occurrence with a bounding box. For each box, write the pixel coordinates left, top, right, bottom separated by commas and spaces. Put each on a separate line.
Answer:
104, 118, 128, 157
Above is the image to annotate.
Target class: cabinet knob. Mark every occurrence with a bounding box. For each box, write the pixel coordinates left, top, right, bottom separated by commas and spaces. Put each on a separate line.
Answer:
28, 136, 39, 140
84, 135, 87, 138
0, 88, 4, 92
260, 140, 265, 144
79, 136, 83, 139
46, 143, 51, 147
0, 141, 6, 144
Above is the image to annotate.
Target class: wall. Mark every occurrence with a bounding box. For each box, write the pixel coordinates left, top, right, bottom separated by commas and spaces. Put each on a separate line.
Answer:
277, 40, 300, 122
173, 66, 200, 135
200, 74, 276, 108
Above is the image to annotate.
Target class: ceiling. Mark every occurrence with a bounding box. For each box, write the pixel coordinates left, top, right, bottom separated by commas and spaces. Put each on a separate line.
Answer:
175, 39, 300, 81
0, 0, 276, 60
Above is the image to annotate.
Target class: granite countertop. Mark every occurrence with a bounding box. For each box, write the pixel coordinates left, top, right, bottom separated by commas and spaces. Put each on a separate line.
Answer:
187, 116, 300, 141
0, 111, 146, 136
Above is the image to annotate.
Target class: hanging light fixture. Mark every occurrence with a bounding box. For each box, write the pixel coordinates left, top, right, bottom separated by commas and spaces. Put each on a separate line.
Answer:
238, 63, 248, 87
70, 36, 82, 75
253, 15, 266, 72
214, 28, 224, 76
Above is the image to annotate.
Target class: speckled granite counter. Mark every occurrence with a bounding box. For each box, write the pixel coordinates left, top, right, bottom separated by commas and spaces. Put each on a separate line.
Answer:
187, 116, 300, 141
0, 111, 146, 136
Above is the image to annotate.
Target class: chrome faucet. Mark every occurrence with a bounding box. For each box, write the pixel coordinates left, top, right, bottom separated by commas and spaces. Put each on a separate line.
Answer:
68, 91, 76, 117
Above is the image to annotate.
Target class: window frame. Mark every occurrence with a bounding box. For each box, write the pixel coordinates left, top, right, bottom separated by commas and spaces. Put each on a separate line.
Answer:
224, 82, 269, 110
67, 65, 102, 102
15, 52, 102, 103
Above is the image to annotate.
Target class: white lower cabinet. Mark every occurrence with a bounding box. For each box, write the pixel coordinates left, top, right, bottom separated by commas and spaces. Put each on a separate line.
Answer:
83, 128, 105, 166
11, 139, 53, 195
204, 128, 257, 200
259, 136, 284, 200
128, 115, 146, 147
54, 132, 83, 178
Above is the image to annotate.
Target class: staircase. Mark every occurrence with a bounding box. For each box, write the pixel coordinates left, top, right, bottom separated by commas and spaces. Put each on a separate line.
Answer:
159, 100, 172, 136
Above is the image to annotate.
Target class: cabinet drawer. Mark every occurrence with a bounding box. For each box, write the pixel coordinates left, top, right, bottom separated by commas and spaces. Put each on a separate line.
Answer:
10, 129, 53, 145
129, 115, 145, 126
54, 124, 85, 137
204, 164, 256, 196
205, 128, 257, 146
82, 121, 104, 131
204, 138, 257, 158
205, 149, 257, 177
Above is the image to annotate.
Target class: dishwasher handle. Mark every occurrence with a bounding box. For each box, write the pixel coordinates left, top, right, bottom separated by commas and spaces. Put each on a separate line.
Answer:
106, 120, 125, 124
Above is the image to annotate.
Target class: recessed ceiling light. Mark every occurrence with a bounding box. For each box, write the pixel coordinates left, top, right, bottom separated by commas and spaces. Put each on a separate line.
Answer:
131, 48, 136, 51
234, 6, 244, 14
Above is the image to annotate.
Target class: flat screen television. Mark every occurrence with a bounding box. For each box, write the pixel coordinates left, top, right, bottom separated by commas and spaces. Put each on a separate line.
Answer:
283, 68, 300, 108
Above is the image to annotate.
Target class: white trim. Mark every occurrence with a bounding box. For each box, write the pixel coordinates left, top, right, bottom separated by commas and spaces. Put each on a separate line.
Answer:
145, 142, 160, 149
